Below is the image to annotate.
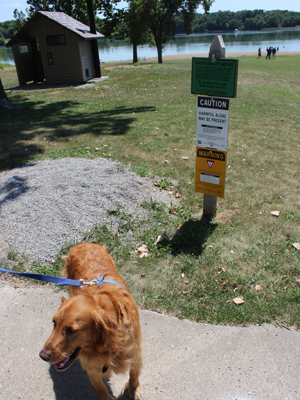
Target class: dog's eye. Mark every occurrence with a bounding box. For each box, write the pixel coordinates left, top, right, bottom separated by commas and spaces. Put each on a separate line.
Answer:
65, 327, 76, 335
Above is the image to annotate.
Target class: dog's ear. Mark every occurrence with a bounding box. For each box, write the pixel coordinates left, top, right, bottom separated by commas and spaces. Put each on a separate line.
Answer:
61, 296, 67, 303
92, 312, 107, 346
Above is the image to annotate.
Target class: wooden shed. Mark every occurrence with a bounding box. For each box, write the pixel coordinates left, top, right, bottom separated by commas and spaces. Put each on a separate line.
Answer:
6, 11, 104, 86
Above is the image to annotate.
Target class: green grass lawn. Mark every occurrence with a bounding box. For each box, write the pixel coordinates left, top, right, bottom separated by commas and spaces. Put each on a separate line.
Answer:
1, 54, 300, 327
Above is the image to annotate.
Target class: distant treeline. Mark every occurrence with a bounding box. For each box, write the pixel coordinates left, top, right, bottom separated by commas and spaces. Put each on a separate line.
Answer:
1, 9, 300, 43
0, 20, 15, 40
177, 9, 300, 33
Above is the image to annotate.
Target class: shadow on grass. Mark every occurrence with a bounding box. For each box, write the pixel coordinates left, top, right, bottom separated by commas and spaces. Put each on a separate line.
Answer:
0, 94, 156, 170
168, 216, 218, 257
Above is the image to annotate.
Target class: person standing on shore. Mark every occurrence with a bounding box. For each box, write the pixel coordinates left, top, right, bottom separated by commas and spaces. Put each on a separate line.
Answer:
257, 47, 261, 59
266, 47, 271, 59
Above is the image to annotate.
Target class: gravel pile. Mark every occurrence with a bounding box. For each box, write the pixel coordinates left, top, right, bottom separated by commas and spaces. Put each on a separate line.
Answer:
0, 158, 178, 265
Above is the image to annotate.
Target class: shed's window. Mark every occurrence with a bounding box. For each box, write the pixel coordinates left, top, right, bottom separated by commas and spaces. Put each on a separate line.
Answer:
85, 69, 89, 78
46, 34, 66, 46
47, 52, 54, 65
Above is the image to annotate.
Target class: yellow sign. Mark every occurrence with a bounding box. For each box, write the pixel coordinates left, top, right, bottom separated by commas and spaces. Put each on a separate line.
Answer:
195, 147, 227, 197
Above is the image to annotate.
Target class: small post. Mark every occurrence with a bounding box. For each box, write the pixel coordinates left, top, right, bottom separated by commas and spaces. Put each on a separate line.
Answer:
203, 194, 217, 218
203, 36, 226, 218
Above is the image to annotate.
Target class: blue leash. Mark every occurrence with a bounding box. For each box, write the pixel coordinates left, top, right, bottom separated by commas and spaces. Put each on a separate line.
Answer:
0, 267, 128, 291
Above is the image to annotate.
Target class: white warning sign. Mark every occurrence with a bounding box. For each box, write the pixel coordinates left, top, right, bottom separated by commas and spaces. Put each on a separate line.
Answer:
196, 96, 229, 151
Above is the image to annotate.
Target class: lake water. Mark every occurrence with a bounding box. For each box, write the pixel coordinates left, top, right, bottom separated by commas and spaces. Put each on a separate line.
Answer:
1, 28, 299, 64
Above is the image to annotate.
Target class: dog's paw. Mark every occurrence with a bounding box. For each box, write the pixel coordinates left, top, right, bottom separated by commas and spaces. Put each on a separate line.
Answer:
133, 385, 141, 400
123, 383, 141, 400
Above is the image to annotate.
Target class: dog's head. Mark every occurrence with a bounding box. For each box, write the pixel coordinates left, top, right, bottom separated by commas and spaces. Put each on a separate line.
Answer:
39, 294, 107, 371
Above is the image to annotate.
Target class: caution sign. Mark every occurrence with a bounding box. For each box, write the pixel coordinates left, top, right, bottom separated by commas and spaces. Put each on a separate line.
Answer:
195, 147, 227, 197
196, 96, 229, 150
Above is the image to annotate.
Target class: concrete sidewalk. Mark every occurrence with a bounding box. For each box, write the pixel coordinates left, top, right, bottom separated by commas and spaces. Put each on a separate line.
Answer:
0, 283, 299, 400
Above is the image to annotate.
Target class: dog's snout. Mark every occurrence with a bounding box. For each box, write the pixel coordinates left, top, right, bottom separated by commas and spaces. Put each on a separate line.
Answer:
39, 349, 52, 362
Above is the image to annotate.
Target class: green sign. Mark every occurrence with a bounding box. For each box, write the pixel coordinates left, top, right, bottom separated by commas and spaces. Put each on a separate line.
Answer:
191, 58, 238, 98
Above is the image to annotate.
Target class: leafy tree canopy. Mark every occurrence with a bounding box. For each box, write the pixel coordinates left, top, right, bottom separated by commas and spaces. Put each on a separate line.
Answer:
13, 9, 27, 32
27, 0, 93, 24
139, 0, 213, 62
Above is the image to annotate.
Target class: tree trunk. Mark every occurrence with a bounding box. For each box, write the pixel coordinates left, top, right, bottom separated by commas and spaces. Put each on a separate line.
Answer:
133, 43, 138, 63
0, 79, 13, 109
156, 40, 163, 64
0, 78, 7, 99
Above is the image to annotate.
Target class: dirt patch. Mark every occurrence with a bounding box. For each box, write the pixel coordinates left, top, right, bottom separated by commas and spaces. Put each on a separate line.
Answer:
3, 66, 15, 70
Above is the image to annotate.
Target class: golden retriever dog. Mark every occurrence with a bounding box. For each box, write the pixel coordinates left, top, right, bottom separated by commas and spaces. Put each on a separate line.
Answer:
39, 243, 142, 400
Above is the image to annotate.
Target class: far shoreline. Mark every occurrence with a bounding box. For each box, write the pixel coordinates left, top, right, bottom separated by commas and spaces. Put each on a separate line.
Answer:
3, 51, 299, 69
146, 51, 300, 61
102, 51, 300, 65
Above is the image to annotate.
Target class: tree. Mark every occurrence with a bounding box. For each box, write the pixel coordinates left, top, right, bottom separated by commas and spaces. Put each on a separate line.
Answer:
13, 9, 27, 33
96, 0, 126, 38
26, 0, 93, 24
0, 32, 5, 46
141, 0, 213, 63
96, 0, 152, 64
0, 79, 14, 110
123, 0, 153, 63
0, 26, 9, 38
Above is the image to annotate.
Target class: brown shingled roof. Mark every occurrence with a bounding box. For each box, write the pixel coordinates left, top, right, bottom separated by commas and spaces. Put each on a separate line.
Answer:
39, 11, 104, 39
6, 11, 104, 47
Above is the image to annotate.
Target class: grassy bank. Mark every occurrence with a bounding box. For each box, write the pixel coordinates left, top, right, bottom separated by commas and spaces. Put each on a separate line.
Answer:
1, 54, 300, 327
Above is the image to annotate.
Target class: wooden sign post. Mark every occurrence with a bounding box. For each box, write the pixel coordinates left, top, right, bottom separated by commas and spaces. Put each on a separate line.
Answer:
191, 36, 238, 218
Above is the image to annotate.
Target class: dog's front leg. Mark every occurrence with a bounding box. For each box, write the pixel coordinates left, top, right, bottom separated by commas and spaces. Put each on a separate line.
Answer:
124, 354, 142, 400
86, 369, 112, 400
88, 371, 111, 400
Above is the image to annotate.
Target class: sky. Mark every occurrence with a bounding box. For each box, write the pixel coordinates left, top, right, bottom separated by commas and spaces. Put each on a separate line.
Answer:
1, 0, 300, 23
